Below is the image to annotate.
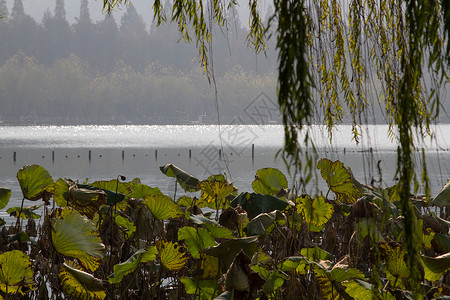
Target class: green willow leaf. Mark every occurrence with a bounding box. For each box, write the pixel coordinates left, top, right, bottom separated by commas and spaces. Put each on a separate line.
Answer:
317, 158, 363, 204
17, 164, 54, 201
143, 194, 183, 220
296, 195, 334, 226
108, 246, 158, 284
52, 208, 105, 272
0, 188, 11, 210
157, 241, 188, 271
59, 262, 106, 300
252, 168, 288, 196
0, 250, 34, 295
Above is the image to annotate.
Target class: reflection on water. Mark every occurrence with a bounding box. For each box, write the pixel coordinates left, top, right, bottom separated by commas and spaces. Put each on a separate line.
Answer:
0, 125, 449, 224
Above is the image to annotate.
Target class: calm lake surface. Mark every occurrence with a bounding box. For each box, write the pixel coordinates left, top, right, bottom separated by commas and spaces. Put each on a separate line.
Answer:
1, 124, 449, 224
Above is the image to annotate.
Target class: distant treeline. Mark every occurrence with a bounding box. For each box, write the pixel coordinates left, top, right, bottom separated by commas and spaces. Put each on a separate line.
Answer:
0, 0, 280, 124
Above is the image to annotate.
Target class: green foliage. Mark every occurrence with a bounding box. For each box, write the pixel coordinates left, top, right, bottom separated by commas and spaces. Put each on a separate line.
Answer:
143, 193, 184, 220
0, 250, 34, 295
7, 204, 41, 219
17, 164, 54, 201
160, 164, 200, 192
252, 168, 288, 196
296, 195, 334, 226
0, 188, 11, 210
59, 262, 106, 300
157, 240, 189, 271
231, 192, 290, 220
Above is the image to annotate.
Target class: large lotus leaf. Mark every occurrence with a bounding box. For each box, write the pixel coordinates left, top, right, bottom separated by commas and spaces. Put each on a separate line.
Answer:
53, 178, 70, 207
200, 179, 237, 209
231, 192, 290, 220
108, 246, 158, 284
433, 233, 450, 253
314, 265, 365, 300
130, 182, 162, 198
17, 164, 54, 201
200, 253, 221, 279
317, 158, 363, 204
59, 262, 105, 300
180, 277, 218, 299
297, 195, 334, 226
143, 194, 184, 220
178, 226, 216, 259
7, 205, 41, 220
421, 252, 450, 274
279, 256, 309, 274
160, 164, 200, 192
203, 223, 234, 239
0, 188, 11, 210
114, 214, 136, 239
52, 208, 105, 271
381, 245, 410, 279
342, 280, 388, 299
205, 237, 259, 271
252, 168, 288, 196
247, 210, 287, 235
0, 250, 34, 295
79, 182, 127, 206
432, 181, 450, 207
157, 240, 188, 271
69, 186, 107, 219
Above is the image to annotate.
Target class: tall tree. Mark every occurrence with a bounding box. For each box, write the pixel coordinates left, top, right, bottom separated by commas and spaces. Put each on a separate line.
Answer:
11, 0, 24, 19
54, 0, 66, 20
79, 0, 90, 23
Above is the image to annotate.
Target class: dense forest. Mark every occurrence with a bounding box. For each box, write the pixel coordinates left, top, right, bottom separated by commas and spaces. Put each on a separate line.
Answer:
0, 0, 279, 124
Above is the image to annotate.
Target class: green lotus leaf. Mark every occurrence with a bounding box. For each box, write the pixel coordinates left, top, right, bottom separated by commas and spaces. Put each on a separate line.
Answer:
178, 226, 216, 259
180, 277, 218, 299
7, 205, 42, 220
108, 246, 158, 284
0, 250, 34, 295
59, 262, 105, 300
301, 246, 331, 261
433, 233, 450, 253
314, 265, 365, 300
79, 181, 128, 205
205, 237, 259, 271
342, 280, 385, 299
200, 253, 221, 279
52, 208, 105, 272
178, 196, 208, 208
53, 178, 71, 207
252, 168, 288, 196
200, 179, 237, 209
317, 158, 363, 203
160, 164, 200, 192
432, 181, 450, 207
143, 194, 184, 220
157, 240, 189, 271
421, 252, 450, 274
130, 182, 162, 198
17, 164, 54, 201
203, 223, 234, 239
69, 186, 108, 219
296, 195, 334, 226
114, 214, 136, 239
190, 214, 219, 225
0, 188, 11, 210
382, 245, 410, 279
231, 192, 290, 220
247, 210, 286, 235
279, 256, 309, 274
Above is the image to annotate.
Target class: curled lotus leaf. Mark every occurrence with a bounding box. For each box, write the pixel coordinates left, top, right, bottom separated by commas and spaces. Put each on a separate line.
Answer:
317, 158, 363, 204
160, 164, 200, 192
17, 164, 54, 202
432, 180, 450, 207
59, 262, 106, 300
0, 188, 11, 210
69, 185, 107, 219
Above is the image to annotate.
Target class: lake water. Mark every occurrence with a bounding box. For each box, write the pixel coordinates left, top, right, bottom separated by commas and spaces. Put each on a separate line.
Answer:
1, 124, 449, 224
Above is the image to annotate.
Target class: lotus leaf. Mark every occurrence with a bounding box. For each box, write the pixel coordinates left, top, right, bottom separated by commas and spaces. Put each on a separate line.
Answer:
7, 205, 41, 220
317, 158, 363, 203
143, 194, 184, 220
432, 181, 450, 207
53, 178, 70, 207
130, 182, 162, 198
157, 240, 189, 271
0, 250, 34, 295
297, 195, 334, 226
231, 192, 290, 220
0, 188, 11, 210
114, 213, 136, 238
69, 186, 107, 219
79, 182, 127, 205
178, 226, 216, 259
200, 179, 237, 209
279, 256, 309, 274
180, 277, 218, 299
214, 291, 232, 300
421, 252, 450, 274
252, 167, 288, 196
205, 236, 259, 271
381, 244, 410, 282
52, 208, 105, 271
433, 233, 450, 253
301, 246, 331, 261
59, 262, 105, 300
108, 246, 158, 284
160, 164, 200, 192
314, 265, 365, 300
247, 210, 286, 235
203, 223, 234, 239
200, 253, 220, 279
17, 164, 54, 201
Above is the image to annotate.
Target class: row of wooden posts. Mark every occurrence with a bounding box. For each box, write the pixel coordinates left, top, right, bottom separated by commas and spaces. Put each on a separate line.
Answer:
9, 144, 257, 163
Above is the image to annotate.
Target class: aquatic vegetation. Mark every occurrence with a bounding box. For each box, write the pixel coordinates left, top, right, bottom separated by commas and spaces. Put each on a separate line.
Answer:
0, 160, 449, 299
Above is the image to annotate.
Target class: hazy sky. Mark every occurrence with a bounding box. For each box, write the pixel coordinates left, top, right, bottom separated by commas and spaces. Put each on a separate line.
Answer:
5, 0, 273, 26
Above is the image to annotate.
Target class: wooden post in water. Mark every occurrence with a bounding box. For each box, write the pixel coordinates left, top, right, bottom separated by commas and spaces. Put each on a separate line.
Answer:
189, 149, 192, 159
13, 151, 16, 162
219, 149, 222, 158
52, 151, 55, 163
122, 150, 125, 161
89, 150, 91, 162
155, 150, 158, 160
252, 144, 255, 162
